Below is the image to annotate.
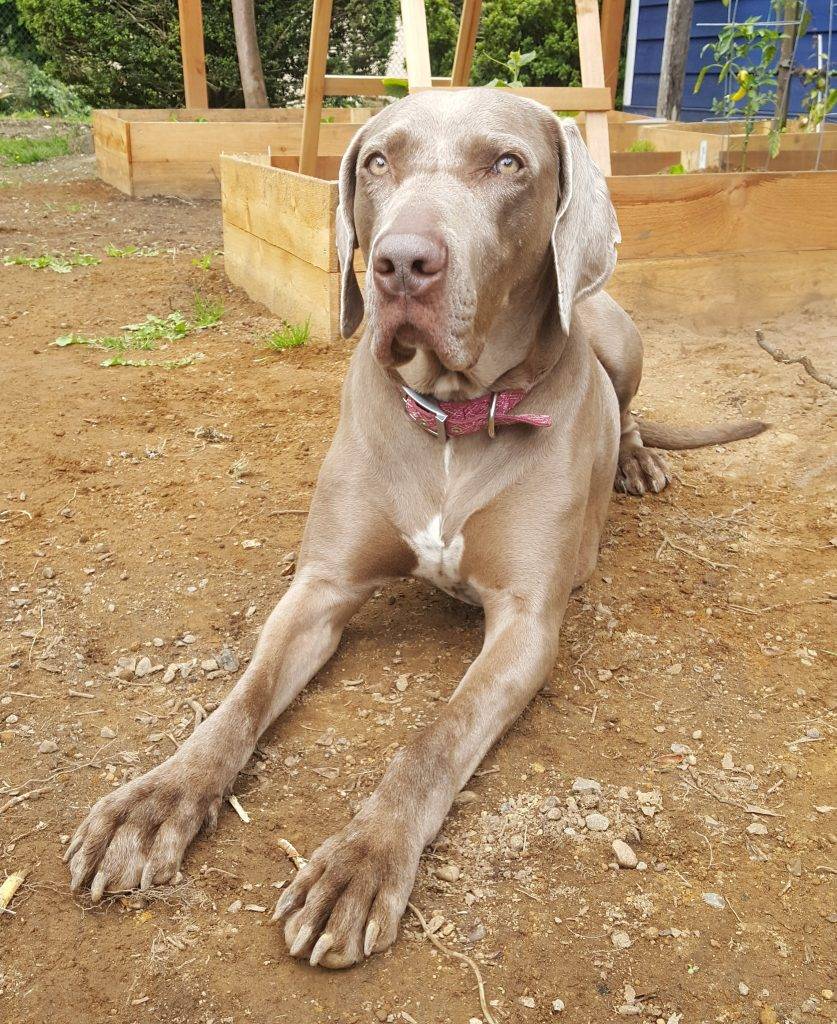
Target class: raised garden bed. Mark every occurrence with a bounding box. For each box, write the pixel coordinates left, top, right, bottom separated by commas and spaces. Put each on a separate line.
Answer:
221, 151, 837, 343
92, 107, 375, 199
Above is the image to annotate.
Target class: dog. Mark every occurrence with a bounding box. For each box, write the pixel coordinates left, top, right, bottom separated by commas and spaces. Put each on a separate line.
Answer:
66, 89, 765, 968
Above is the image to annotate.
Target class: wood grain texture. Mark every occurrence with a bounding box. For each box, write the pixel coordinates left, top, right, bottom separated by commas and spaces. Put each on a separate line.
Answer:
177, 0, 209, 108
608, 171, 837, 259
600, 0, 626, 101
92, 111, 133, 195
401, 0, 433, 89
451, 0, 482, 86
299, 0, 334, 175
318, 74, 451, 97
129, 121, 362, 162
575, 0, 612, 174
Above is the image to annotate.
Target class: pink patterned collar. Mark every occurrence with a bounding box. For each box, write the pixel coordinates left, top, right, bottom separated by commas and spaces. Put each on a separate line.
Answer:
401, 385, 552, 442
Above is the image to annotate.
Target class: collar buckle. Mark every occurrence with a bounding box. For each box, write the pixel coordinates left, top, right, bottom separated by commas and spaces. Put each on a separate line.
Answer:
402, 385, 449, 443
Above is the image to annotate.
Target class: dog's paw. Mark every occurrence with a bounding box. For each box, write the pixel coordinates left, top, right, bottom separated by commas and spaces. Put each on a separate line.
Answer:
615, 445, 670, 497
273, 814, 420, 969
65, 757, 224, 901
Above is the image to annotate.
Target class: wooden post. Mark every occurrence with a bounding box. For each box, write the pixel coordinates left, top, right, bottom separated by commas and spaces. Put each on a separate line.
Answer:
601, 0, 626, 102
451, 0, 482, 86
299, 0, 334, 176
576, 0, 612, 175
401, 0, 433, 89
232, 0, 269, 108
656, 0, 695, 120
178, 0, 209, 109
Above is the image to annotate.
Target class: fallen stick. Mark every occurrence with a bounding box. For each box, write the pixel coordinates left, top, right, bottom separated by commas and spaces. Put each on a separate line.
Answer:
277, 837, 307, 870
227, 794, 250, 823
0, 787, 50, 815
0, 866, 30, 913
756, 329, 836, 391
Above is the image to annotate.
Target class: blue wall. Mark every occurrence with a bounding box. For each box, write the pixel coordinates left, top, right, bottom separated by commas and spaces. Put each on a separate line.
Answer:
625, 0, 835, 120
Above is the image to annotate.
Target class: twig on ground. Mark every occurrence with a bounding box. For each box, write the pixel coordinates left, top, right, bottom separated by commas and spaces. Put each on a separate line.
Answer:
227, 794, 250, 823
756, 329, 836, 390
0, 787, 51, 815
656, 532, 735, 570
408, 901, 498, 1024
0, 865, 31, 913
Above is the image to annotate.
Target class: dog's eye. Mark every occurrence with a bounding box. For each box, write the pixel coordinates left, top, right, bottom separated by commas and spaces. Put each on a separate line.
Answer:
493, 153, 523, 176
367, 153, 389, 176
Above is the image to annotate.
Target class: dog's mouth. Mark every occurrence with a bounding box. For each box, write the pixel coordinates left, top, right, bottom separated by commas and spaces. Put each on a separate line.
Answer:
371, 313, 476, 375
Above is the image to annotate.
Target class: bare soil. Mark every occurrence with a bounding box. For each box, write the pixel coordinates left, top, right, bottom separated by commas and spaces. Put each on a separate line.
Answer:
1, 132, 834, 1024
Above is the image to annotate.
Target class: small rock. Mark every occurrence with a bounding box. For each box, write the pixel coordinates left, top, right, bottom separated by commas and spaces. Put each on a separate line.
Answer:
585, 812, 610, 832
572, 778, 601, 794
519, 996, 536, 1009
611, 930, 632, 949
182, 633, 196, 645
435, 863, 461, 883
38, 739, 59, 754
162, 664, 178, 684
100, 726, 117, 739
702, 892, 726, 910
226, 899, 242, 914
134, 656, 152, 678
746, 822, 768, 836
691, 729, 703, 740
759, 1007, 778, 1024
738, 982, 750, 996
152, 637, 164, 648
217, 648, 239, 673
787, 856, 802, 877
509, 834, 525, 851
395, 673, 410, 692
42, 566, 55, 580
612, 839, 638, 868
242, 538, 262, 549
551, 999, 565, 1013
721, 753, 735, 770
201, 658, 219, 672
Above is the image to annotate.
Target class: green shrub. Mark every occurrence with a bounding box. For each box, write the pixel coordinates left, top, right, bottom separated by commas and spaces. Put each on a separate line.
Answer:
627, 139, 656, 153
17, 0, 397, 109
0, 55, 90, 117
425, 0, 581, 88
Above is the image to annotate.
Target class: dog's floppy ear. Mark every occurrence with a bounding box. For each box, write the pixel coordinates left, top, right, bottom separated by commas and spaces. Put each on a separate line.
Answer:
336, 126, 367, 339
551, 118, 621, 336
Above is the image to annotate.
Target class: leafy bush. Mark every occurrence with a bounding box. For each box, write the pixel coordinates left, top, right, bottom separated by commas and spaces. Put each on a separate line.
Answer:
0, 54, 89, 117
425, 0, 581, 87
17, 0, 397, 109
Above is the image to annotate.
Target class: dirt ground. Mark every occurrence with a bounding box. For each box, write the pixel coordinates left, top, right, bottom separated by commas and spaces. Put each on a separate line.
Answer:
0, 131, 834, 1024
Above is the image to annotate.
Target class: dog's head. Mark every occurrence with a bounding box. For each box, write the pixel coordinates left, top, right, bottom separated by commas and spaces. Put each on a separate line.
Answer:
336, 88, 619, 381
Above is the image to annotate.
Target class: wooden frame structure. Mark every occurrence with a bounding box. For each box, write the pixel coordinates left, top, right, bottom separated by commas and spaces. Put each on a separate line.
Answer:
298, 0, 614, 176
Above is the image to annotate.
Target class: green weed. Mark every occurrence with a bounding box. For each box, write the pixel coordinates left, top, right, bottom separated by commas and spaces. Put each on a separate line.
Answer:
3, 252, 100, 272
627, 139, 656, 153
105, 243, 161, 258
266, 318, 310, 351
192, 294, 224, 328
100, 353, 204, 369
0, 135, 70, 165
191, 254, 213, 270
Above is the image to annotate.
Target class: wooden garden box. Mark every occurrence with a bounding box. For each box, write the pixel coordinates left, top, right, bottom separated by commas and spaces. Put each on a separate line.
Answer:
221, 153, 837, 344
92, 107, 374, 199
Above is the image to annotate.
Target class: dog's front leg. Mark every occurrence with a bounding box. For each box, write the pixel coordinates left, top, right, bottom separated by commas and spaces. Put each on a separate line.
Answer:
65, 570, 371, 901
275, 589, 565, 969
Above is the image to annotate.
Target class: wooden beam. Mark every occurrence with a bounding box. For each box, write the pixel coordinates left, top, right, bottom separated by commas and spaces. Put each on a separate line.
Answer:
451, 0, 482, 87
315, 74, 452, 97
575, 0, 612, 175
178, 0, 209, 109
410, 85, 613, 111
656, 0, 694, 119
601, 0, 626, 102
299, 0, 334, 176
401, 0, 433, 89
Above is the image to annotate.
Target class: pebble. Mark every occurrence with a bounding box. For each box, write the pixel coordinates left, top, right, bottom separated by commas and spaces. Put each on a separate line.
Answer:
434, 863, 461, 883
217, 648, 239, 673
134, 656, 152, 678
722, 752, 735, 770
42, 566, 55, 579
702, 892, 725, 910
182, 633, 196, 645
38, 739, 58, 754
226, 899, 242, 914
571, 778, 601, 794
738, 982, 749, 996
585, 812, 610, 832
242, 538, 261, 549
552, 999, 565, 1013
152, 637, 164, 647
509, 834, 525, 851
201, 658, 219, 672
611, 930, 632, 949
691, 729, 703, 740
520, 996, 536, 1009
746, 822, 768, 836
162, 664, 178, 684
100, 726, 117, 739
612, 839, 638, 868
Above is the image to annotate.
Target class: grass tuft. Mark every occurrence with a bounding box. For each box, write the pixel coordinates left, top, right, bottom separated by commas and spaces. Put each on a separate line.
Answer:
0, 135, 70, 165
266, 318, 310, 351
627, 139, 656, 153
4, 252, 100, 273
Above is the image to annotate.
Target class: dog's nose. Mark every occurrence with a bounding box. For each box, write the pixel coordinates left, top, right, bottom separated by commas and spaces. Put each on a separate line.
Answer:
372, 232, 447, 298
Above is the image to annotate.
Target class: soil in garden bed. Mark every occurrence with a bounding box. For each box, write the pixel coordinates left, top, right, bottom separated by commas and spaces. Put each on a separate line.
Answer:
0, 154, 834, 1024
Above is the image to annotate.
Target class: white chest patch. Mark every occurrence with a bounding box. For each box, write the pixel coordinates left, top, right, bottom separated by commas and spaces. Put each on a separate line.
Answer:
407, 514, 479, 604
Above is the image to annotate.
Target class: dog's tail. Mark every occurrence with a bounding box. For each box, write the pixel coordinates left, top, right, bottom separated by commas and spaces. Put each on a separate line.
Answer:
638, 419, 768, 451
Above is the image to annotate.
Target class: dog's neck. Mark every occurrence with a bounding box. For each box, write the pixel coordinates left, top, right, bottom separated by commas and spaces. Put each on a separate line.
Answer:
394, 260, 567, 401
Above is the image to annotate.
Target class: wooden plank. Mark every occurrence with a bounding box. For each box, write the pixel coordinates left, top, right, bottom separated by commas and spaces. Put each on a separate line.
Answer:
722, 149, 837, 172
109, 107, 373, 124
575, 0, 612, 174
401, 0, 433, 90
131, 161, 220, 198
411, 85, 612, 111
177, 0, 209, 109
318, 74, 451, 97
92, 111, 133, 195
608, 171, 837, 260
601, 0, 626, 102
299, 0, 334, 176
451, 0, 482, 87
223, 221, 341, 343
129, 121, 362, 162
221, 155, 337, 271
609, 249, 837, 323
611, 150, 681, 174
270, 154, 343, 179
